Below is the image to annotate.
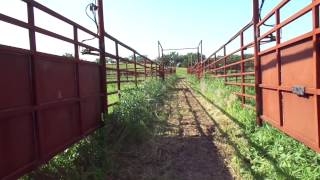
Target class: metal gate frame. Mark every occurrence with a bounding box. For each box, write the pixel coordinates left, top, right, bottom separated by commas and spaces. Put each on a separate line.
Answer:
0, 0, 171, 179
189, 0, 320, 153
254, 0, 320, 152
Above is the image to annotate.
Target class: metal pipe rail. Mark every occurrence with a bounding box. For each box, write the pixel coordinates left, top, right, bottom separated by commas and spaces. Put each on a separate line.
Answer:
189, 0, 320, 153
0, 0, 174, 179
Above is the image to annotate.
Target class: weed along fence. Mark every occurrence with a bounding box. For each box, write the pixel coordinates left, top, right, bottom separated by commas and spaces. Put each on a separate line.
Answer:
189, 0, 320, 153
0, 0, 174, 179
204, 22, 256, 110
104, 34, 166, 110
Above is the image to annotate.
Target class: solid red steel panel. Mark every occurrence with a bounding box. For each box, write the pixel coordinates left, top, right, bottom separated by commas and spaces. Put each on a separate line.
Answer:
35, 54, 77, 103
280, 38, 314, 87
260, 51, 277, 86
38, 103, 80, 160
261, 37, 319, 152
79, 62, 101, 97
81, 97, 101, 133
0, 51, 32, 110
79, 62, 102, 133
0, 113, 36, 178
282, 92, 318, 149
262, 89, 280, 126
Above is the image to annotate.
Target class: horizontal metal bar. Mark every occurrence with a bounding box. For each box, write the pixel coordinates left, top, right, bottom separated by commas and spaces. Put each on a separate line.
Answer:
212, 72, 255, 78
206, 21, 253, 59
22, 0, 98, 38
207, 57, 254, 71
163, 47, 198, 51
258, 1, 316, 41
258, 31, 313, 56
257, 0, 289, 27
225, 82, 255, 87
104, 32, 156, 64
234, 92, 256, 99
259, 84, 320, 95
108, 102, 119, 107
107, 91, 118, 96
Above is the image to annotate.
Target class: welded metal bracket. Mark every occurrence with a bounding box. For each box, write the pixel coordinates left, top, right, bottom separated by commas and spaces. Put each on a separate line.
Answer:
292, 86, 305, 96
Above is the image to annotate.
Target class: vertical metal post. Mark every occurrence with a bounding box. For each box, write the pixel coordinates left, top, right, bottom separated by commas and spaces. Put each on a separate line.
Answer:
155, 64, 158, 79
151, 62, 153, 79
240, 32, 245, 107
98, 0, 107, 113
214, 54, 217, 76
27, 0, 40, 161
74, 27, 79, 60
253, 0, 262, 126
126, 62, 128, 81
197, 47, 200, 78
161, 48, 165, 80
144, 59, 147, 80
133, 52, 137, 86
115, 42, 120, 98
163, 64, 166, 80
73, 26, 83, 134
312, 0, 320, 147
275, 9, 283, 126
158, 41, 161, 60
159, 64, 161, 79
201, 40, 204, 76
223, 46, 227, 83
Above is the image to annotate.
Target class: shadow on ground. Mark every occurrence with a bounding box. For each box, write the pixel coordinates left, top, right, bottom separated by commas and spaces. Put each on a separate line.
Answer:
187, 81, 296, 179
114, 82, 233, 180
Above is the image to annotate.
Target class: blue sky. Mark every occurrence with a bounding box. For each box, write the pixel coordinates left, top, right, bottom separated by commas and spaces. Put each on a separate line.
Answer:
0, 0, 312, 60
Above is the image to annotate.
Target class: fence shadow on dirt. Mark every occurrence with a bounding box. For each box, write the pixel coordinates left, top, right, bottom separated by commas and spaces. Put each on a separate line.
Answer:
123, 86, 234, 180
186, 83, 296, 179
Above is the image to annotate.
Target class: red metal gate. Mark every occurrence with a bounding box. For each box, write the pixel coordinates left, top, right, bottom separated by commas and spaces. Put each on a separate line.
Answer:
189, 0, 320, 153
0, 0, 105, 177
256, 0, 320, 152
0, 40, 103, 180
0, 0, 168, 179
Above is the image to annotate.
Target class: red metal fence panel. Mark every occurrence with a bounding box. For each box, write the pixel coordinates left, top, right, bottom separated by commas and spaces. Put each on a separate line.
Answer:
0, 0, 172, 179
0, 47, 104, 179
189, 0, 320, 152
257, 0, 320, 152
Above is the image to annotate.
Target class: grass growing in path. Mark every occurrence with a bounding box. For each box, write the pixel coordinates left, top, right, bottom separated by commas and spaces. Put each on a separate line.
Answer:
24, 76, 177, 179
186, 74, 320, 179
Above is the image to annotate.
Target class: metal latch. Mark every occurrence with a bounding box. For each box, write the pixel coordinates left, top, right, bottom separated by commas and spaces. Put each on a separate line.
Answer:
292, 86, 305, 96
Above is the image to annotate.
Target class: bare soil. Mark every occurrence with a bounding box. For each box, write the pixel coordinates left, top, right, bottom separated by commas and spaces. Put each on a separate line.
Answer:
113, 80, 235, 180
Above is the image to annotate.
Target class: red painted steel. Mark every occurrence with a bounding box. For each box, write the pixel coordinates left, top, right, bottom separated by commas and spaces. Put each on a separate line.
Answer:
189, 0, 320, 152
257, 0, 320, 152
0, 0, 170, 179
191, 21, 256, 109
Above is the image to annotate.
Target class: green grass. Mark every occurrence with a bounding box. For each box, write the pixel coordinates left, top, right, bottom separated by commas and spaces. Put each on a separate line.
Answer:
106, 76, 158, 113
176, 67, 188, 78
23, 75, 178, 179
186, 74, 320, 179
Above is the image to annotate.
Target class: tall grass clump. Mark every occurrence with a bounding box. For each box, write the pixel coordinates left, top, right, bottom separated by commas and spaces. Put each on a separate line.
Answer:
187, 74, 320, 179
109, 76, 177, 148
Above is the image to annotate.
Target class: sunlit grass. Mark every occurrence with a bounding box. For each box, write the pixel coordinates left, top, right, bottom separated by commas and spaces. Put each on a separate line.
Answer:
186, 74, 320, 179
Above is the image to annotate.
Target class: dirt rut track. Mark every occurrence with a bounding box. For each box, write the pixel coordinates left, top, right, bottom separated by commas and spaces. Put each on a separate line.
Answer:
114, 79, 235, 180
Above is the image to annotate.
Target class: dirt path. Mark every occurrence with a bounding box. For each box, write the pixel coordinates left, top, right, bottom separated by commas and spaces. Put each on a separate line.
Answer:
115, 79, 235, 180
